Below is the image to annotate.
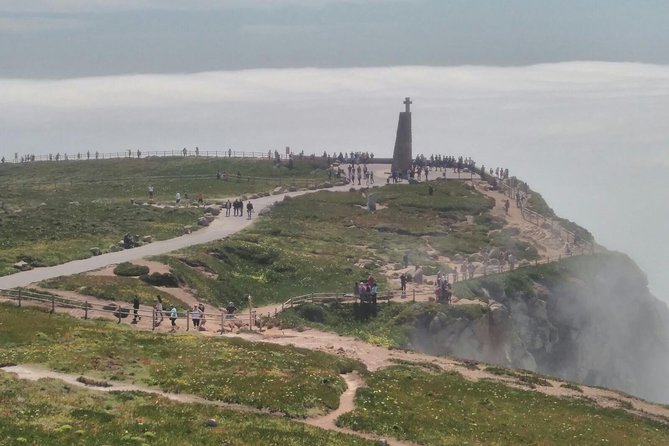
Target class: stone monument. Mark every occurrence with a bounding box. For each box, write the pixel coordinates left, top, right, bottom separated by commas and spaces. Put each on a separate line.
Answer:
391, 97, 412, 175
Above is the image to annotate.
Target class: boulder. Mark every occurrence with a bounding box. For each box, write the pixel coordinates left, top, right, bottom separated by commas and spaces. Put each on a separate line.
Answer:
272, 186, 284, 195
183, 225, 193, 234
197, 217, 210, 226
413, 267, 424, 284
142, 236, 153, 243
258, 208, 271, 216
469, 253, 484, 262
90, 247, 102, 256
203, 419, 218, 428
205, 207, 220, 216
204, 213, 215, 222
109, 244, 124, 252
13, 260, 32, 271
113, 307, 130, 319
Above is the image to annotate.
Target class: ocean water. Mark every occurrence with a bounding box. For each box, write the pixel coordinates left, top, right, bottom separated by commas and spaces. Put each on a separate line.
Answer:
2, 62, 668, 301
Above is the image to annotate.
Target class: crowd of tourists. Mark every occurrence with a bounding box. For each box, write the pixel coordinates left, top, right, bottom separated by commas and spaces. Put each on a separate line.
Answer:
355, 275, 379, 304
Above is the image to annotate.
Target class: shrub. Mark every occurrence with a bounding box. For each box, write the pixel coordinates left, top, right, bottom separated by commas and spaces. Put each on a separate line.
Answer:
113, 262, 150, 277
140, 272, 179, 287
297, 303, 326, 323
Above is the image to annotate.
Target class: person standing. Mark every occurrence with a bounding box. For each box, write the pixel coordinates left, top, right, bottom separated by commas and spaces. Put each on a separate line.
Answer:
246, 201, 254, 219
225, 200, 232, 217
175, 192, 181, 207
226, 302, 237, 319
191, 305, 201, 330
132, 295, 141, 323
169, 305, 178, 331
148, 184, 154, 200
155, 295, 164, 325
198, 304, 207, 330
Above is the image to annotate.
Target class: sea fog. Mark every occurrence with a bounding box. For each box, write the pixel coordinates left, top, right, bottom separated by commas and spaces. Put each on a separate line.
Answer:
1, 62, 668, 302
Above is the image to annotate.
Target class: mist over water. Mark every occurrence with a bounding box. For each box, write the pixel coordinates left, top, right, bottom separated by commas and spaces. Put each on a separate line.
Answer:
2, 62, 668, 301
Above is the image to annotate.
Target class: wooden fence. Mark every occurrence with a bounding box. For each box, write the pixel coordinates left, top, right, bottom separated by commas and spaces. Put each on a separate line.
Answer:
0, 288, 256, 333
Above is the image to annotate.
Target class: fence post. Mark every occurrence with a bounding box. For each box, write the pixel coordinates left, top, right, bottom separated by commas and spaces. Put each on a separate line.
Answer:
51, 294, 55, 313
221, 311, 225, 334
152, 309, 156, 332
412, 288, 416, 303
248, 295, 253, 332
84, 301, 88, 319
18, 289, 21, 307
186, 310, 190, 332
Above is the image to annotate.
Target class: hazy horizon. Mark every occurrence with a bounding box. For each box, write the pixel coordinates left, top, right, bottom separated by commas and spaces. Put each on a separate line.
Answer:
1, 62, 668, 303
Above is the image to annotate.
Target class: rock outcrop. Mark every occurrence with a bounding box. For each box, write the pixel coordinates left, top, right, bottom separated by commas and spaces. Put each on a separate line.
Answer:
411, 253, 669, 403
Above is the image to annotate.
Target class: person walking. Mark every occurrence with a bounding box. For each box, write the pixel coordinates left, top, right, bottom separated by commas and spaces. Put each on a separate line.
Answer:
246, 201, 254, 219
175, 192, 181, 207
225, 200, 232, 217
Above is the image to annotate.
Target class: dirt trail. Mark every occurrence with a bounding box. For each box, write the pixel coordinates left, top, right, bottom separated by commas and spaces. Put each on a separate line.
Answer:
473, 180, 568, 260
1, 364, 417, 446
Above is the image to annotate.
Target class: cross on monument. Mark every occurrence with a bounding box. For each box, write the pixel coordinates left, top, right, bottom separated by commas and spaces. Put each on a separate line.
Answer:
404, 97, 412, 113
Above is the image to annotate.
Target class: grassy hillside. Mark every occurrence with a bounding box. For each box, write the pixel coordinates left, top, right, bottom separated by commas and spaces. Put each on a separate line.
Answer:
0, 371, 373, 446
0, 304, 361, 417
2, 304, 669, 445
0, 157, 328, 276
338, 366, 669, 445
159, 182, 539, 308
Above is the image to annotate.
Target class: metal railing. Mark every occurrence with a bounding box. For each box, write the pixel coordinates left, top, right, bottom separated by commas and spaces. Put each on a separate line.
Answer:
3, 150, 274, 164
281, 291, 395, 310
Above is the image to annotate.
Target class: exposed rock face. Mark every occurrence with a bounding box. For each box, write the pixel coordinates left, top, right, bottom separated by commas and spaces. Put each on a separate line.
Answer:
412, 253, 669, 403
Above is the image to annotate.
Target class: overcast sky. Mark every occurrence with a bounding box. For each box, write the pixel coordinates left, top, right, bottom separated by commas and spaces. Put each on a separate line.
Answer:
2, 0, 669, 78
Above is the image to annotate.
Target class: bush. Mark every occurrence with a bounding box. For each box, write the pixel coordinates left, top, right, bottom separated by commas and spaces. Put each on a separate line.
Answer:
297, 303, 326, 323
140, 272, 179, 287
113, 262, 150, 277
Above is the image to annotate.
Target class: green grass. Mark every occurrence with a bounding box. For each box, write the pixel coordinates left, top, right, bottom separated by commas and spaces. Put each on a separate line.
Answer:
0, 303, 363, 417
337, 366, 669, 445
0, 201, 203, 276
0, 371, 374, 446
39, 275, 188, 309
0, 157, 329, 276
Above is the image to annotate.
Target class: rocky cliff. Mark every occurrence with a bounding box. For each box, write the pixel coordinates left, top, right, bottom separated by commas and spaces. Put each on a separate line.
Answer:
413, 253, 669, 403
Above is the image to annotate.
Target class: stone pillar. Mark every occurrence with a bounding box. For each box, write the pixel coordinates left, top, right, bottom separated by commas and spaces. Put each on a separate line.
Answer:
391, 97, 412, 176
